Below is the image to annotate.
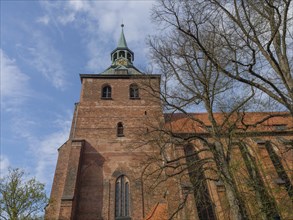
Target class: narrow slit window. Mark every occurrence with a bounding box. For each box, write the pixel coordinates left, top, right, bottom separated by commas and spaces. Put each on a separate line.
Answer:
117, 122, 124, 137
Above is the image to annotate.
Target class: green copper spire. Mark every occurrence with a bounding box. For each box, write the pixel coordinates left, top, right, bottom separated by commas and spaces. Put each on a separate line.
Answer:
110, 24, 134, 68
117, 24, 128, 48
101, 24, 142, 75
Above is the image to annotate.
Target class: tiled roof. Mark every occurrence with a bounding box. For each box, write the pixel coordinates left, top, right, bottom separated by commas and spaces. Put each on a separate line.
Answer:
164, 112, 293, 134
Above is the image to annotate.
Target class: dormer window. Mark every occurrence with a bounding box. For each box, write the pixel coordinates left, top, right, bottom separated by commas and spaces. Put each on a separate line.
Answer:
129, 84, 139, 99
117, 122, 124, 137
102, 85, 112, 99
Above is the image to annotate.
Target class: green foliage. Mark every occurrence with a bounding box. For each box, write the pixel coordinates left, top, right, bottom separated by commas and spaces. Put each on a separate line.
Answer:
0, 168, 48, 220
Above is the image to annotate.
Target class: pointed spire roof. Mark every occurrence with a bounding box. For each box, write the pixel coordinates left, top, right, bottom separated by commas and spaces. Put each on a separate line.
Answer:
117, 24, 128, 48
101, 24, 142, 75
110, 24, 134, 63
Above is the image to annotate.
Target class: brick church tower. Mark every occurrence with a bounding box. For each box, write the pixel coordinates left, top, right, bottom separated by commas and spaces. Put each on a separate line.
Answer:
45, 25, 164, 220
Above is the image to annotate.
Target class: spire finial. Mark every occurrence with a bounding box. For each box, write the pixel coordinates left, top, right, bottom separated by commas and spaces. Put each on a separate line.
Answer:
117, 23, 127, 48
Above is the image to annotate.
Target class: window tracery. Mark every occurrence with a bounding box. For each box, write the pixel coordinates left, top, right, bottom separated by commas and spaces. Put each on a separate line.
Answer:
115, 175, 130, 219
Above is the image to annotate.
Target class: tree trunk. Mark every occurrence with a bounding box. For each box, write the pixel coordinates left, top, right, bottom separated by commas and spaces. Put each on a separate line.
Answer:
214, 142, 249, 220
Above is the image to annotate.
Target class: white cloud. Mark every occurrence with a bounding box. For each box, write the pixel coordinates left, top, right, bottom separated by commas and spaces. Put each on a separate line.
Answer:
29, 36, 67, 89
16, 31, 68, 89
30, 32, 66, 89
33, 118, 71, 184
9, 111, 72, 187
68, 0, 89, 12
0, 155, 10, 178
0, 49, 31, 110
36, 15, 50, 25
38, 1, 156, 72
58, 13, 76, 25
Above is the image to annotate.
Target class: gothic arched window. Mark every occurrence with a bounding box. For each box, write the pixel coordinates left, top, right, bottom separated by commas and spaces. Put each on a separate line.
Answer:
129, 84, 139, 99
102, 85, 112, 99
115, 175, 130, 219
117, 122, 124, 137
184, 144, 216, 220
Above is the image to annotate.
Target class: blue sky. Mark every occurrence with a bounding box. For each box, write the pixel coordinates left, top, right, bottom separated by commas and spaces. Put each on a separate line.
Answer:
1, 0, 157, 193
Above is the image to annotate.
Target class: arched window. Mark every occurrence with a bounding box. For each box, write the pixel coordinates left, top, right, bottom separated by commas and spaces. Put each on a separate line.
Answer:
117, 122, 124, 137
129, 84, 139, 99
113, 52, 117, 61
119, 51, 125, 58
127, 52, 132, 62
115, 175, 130, 219
102, 85, 112, 99
184, 144, 216, 220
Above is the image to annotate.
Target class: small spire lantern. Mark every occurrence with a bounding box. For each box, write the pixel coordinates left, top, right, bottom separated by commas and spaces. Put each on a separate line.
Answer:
111, 24, 134, 66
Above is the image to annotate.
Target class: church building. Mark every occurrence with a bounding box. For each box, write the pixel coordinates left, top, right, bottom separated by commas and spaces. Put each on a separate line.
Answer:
45, 25, 167, 220
45, 25, 293, 220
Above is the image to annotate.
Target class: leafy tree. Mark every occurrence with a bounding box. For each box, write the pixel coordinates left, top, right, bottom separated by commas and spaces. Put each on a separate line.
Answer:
0, 168, 48, 220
